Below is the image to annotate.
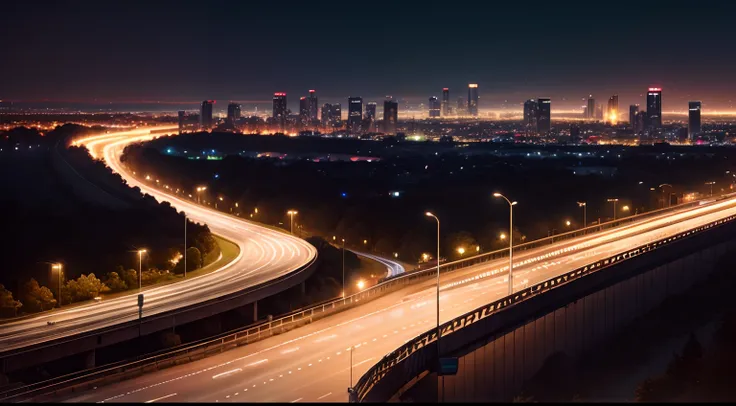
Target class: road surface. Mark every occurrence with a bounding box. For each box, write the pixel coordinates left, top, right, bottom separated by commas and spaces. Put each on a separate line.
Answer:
59, 192, 736, 403
0, 127, 317, 352
349, 251, 406, 278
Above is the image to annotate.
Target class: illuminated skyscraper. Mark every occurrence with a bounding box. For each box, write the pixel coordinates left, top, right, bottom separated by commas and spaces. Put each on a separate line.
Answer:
366, 102, 377, 131
178, 110, 185, 134
523, 99, 538, 133
272, 92, 287, 131
308, 90, 318, 121
536, 98, 551, 133
348, 97, 363, 132
456, 97, 465, 115
299, 97, 309, 125
629, 104, 639, 130
321, 103, 332, 127
647, 87, 662, 128
383, 97, 398, 135
441, 88, 450, 116
606, 95, 619, 124
467, 84, 479, 116
428, 96, 441, 118
587, 96, 595, 120
331, 103, 342, 127
688, 101, 702, 140
200, 100, 214, 129
227, 102, 241, 123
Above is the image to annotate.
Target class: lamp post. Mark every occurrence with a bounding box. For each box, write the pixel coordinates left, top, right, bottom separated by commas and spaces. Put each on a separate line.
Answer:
287, 210, 298, 234
51, 263, 63, 307
607, 198, 619, 220
184, 212, 187, 278
705, 181, 716, 197
341, 238, 346, 298
425, 212, 441, 385
577, 201, 587, 228
195, 186, 207, 203
493, 193, 517, 296
137, 249, 147, 292
659, 184, 673, 208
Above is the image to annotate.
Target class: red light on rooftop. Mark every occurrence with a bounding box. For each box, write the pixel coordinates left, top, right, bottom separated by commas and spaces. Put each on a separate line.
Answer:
300, 97, 306, 100
274, 92, 286, 97
648, 87, 662, 92
309, 89, 315, 93
443, 88, 449, 91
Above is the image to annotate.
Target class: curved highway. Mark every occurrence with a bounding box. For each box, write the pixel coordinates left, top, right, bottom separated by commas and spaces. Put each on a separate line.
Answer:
59, 192, 736, 403
0, 127, 317, 352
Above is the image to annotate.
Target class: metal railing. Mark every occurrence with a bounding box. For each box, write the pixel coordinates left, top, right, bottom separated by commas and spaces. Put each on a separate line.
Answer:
2, 193, 733, 402
353, 213, 736, 402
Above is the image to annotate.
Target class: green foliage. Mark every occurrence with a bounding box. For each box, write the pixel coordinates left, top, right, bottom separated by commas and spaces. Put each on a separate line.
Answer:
63, 273, 110, 303
105, 271, 128, 292
0, 284, 22, 317
22, 278, 57, 313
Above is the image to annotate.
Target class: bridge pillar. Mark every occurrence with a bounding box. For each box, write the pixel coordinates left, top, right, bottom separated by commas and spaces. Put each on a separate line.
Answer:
83, 349, 96, 369
253, 300, 258, 321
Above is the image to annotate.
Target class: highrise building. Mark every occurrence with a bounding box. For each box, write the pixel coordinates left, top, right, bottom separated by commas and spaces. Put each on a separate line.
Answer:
647, 87, 663, 128
428, 96, 441, 118
272, 92, 287, 131
456, 97, 465, 115
299, 97, 309, 125
227, 102, 241, 123
383, 97, 398, 135
467, 84, 479, 116
366, 102, 377, 131
587, 96, 595, 120
321, 103, 332, 127
441, 88, 450, 116
606, 95, 619, 124
596, 104, 603, 120
200, 100, 214, 129
348, 97, 363, 132
688, 101, 702, 140
331, 103, 342, 127
308, 90, 319, 121
629, 104, 640, 130
570, 124, 581, 143
523, 99, 538, 133
536, 98, 551, 133
178, 110, 185, 134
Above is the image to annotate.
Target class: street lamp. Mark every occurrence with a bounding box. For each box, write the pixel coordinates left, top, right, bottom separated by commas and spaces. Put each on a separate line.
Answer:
565, 220, 571, 227
493, 193, 517, 296
607, 198, 619, 220
622, 205, 630, 212
499, 232, 507, 240
195, 186, 207, 203
137, 249, 147, 292
356, 280, 366, 290
287, 210, 298, 234
341, 238, 346, 298
705, 181, 716, 196
424, 211, 441, 381
577, 201, 587, 228
456, 247, 465, 256
51, 263, 63, 307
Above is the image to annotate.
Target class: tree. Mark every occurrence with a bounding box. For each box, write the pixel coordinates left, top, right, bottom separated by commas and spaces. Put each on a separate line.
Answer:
105, 271, 128, 292
22, 278, 57, 313
65, 274, 110, 302
445, 231, 478, 260
186, 247, 202, 272
0, 284, 22, 317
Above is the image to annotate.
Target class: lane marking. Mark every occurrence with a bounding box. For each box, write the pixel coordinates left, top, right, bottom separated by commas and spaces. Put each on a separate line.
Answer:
145, 393, 177, 403
317, 392, 333, 400
212, 368, 242, 379
291, 398, 303, 403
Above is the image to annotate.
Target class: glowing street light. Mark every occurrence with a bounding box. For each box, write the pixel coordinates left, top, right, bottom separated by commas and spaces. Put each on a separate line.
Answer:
424, 211, 441, 378
565, 220, 571, 227
622, 205, 630, 212
422, 253, 430, 262
287, 210, 298, 234
499, 232, 507, 240
493, 193, 518, 296
456, 247, 466, 256
356, 280, 366, 290
607, 198, 619, 220
705, 181, 716, 196
51, 263, 63, 307
577, 201, 587, 228
137, 249, 147, 292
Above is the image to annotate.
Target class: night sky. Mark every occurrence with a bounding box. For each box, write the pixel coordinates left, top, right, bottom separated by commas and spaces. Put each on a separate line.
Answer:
4, 0, 736, 111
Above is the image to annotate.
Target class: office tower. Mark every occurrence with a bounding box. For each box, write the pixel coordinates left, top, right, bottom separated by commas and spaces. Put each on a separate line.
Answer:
467, 84, 479, 116
178, 111, 185, 134
456, 97, 465, 115
536, 98, 551, 133
606, 95, 619, 124
299, 96, 309, 125
331, 103, 342, 127
629, 105, 639, 130
384, 97, 398, 135
366, 102, 377, 131
441, 88, 450, 116
596, 104, 603, 120
523, 99, 538, 133
587, 96, 595, 120
428, 96, 441, 118
348, 97, 363, 131
647, 87, 662, 128
200, 100, 214, 129
688, 101, 702, 140
321, 103, 332, 127
308, 90, 319, 121
570, 124, 581, 143
582, 106, 588, 119
227, 102, 241, 123
272, 92, 287, 131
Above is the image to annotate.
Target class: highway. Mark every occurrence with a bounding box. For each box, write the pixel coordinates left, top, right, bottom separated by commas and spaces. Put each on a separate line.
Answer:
0, 127, 317, 352
59, 192, 736, 403
350, 251, 406, 278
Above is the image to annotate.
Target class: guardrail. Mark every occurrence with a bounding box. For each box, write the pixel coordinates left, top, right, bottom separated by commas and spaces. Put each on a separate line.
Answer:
2, 192, 733, 402
353, 212, 736, 402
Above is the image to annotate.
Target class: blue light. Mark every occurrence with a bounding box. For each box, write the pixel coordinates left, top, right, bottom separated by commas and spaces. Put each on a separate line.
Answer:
214, 174, 219, 179
166, 148, 172, 154
341, 192, 347, 198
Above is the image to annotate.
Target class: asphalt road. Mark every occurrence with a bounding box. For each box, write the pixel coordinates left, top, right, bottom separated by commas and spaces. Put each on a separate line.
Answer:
59, 192, 736, 403
0, 127, 317, 352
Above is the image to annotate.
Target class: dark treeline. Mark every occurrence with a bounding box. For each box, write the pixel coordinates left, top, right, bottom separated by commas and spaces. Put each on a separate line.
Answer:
123, 132, 736, 265
0, 125, 217, 316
